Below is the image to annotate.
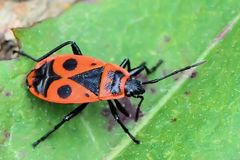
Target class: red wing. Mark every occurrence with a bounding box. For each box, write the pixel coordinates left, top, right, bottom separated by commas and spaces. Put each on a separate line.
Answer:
28, 54, 105, 104
29, 78, 99, 104
35, 54, 105, 78
52, 55, 105, 78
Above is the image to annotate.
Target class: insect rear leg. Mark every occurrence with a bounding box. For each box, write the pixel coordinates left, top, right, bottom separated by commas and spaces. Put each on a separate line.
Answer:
107, 100, 140, 144
14, 41, 82, 62
32, 103, 88, 148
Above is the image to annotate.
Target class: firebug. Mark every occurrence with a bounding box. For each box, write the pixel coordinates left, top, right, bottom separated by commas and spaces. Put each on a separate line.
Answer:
14, 41, 205, 148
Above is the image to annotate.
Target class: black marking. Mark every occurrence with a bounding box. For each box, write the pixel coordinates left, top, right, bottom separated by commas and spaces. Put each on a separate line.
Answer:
105, 82, 112, 91
85, 93, 90, 97
57, 85, 72, 98
104, 71, 124, 94
111, 71, 124, 94
107, 71, 114, 79
70, 67, 104, 96
32, 60, 61, 97
91, 63, 97, 66
63, 58, 77, 71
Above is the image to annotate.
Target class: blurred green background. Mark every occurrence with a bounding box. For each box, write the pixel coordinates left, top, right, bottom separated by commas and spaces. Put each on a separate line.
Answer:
0, 0, 240, 159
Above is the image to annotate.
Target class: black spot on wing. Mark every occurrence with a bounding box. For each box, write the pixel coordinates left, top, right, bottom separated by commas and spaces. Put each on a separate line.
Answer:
91, 63, 97, 66
85, 93, 90, 97
63, 58, 77, 71
57, 85, 72, 98
70, 67, 104, 96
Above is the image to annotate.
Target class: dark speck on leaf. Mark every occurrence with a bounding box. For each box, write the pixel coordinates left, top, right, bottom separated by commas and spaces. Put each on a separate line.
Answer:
184, 91, 190, 96
174, 75, 180, 81
4, 91, 12, 97
163, 35, 171, 43
0, 130, 10, 144
171, 118, 177, 123
150, 88, 156, 93
4, 130, 10, 139
173, 70, 197, 81
190, 71, 197, 79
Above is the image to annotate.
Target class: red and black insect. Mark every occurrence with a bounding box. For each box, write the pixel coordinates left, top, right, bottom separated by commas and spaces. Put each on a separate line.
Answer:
14, 41, 204, 148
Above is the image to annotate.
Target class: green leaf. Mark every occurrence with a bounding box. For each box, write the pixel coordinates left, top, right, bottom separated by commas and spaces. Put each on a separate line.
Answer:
1, 1, 240, 159
112, 16, 240, 160
111, 15, 240, 160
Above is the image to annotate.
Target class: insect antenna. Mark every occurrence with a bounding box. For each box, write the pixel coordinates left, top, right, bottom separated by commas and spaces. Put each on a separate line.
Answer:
142, 61, 206, 85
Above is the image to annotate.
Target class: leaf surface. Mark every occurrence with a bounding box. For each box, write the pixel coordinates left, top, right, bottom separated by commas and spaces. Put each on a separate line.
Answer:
0, 1, 240, 159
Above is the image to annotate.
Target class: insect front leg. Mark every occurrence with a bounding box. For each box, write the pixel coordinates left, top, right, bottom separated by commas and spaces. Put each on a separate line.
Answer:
129, 59, 163, 77
133, 95, 144, 122
141, 59, 163, 75
119, 58, 131, 71
107, 100, 140, 144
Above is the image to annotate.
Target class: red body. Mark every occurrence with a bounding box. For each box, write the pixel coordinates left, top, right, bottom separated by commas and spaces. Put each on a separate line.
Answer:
26, 54, 130, 104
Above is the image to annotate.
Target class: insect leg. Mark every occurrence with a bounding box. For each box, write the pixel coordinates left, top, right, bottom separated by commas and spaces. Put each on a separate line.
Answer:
114, 99, 130, 117
32, 103, 88, 148
141, 59, 163, 75
14, 41, 82, 62
35, 41, 82, 60
70, 42, 82, 55
107, 100, 140, 144
130, 59, 163, 76
133, 95, 144, 122
119, 58, 131, 71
